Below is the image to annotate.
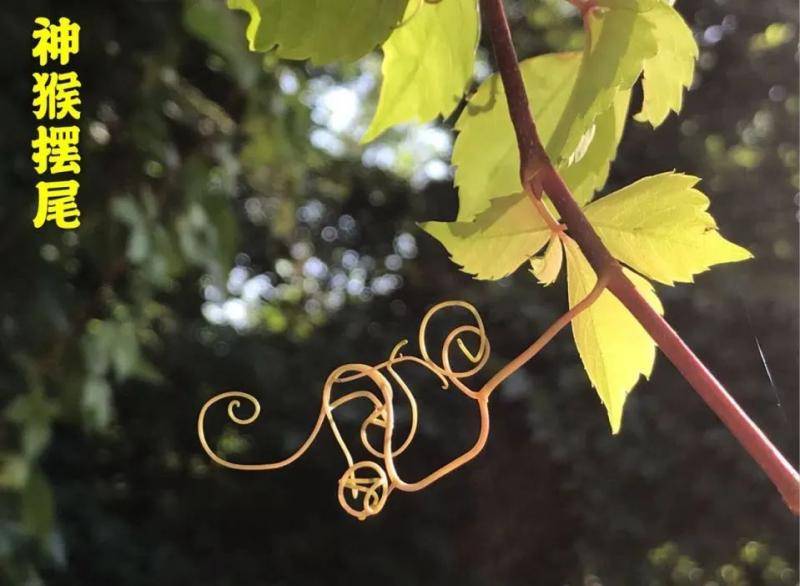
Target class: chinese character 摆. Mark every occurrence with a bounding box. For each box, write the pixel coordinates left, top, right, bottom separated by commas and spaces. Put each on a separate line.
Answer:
32, 126, 81, 174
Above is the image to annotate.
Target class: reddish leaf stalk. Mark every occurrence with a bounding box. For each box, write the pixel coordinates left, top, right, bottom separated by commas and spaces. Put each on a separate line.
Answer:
480, 0, 799, 514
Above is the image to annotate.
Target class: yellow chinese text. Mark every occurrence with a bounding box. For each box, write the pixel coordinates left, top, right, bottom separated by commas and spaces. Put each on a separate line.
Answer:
32, 126, 81, 174
33, 180, 81, 229
32, 17, 80, 66
32, 72, 81, 120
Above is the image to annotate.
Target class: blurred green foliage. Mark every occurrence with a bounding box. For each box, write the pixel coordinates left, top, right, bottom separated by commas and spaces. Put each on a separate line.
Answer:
0, 0, 797, 584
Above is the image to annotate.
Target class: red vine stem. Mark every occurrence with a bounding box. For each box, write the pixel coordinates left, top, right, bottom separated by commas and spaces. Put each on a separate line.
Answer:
480, 0, 799, 514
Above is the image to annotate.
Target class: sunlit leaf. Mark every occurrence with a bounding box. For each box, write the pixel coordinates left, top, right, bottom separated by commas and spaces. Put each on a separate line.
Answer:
453, 52, 584, 220
228, 0, 409, 64
82, 376, 114, 430
5, 392, 57, 460
453, 48, 635, 221
595, 0, 662, 10
560, 88, 630, 206
634, 2, 698, 126
0, 455, 29, 489
421, 193, 551, 280
362, 0, 479, 143
111, 321, 140, 381
564, 236, 663, 433
547, 2, 658, 161
452, 0, 700, 221
584, 172, 752, 285
530, 233, 564, 285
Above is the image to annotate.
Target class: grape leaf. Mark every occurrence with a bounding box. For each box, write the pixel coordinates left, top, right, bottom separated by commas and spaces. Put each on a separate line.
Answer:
453, 53, 616, 221
420, 193, 550, 280
634, 1, 698, 126
362, 0, 479, 143
560, 88, 630, 206
546, 2, 658, 161
530, 233, 564, 286
564, 236, 663, 433
453, 51, 635, 222
423, 171, 751, 431
227, 0, 409, 64
584, 172, 752, 285
452, 0, 697, 222
595, 0, 662, 10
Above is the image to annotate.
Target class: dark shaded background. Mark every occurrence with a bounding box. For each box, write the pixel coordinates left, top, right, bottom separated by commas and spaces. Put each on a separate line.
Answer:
0, 1, 798, 584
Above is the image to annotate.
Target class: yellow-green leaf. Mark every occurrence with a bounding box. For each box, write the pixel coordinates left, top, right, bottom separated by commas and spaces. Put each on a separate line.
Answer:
547, 3, 658, 161
421, 193, 551, 280
564, 236, 663, 433
560, 88, 630, 205
453, 48, 637, 221
530, 233, 564, 286
452, 0, 700, 221
228, 0, 409, 65
584, 172, 752, 285
453, 52, 601, 220
362, 0, 479, 143
635, 2, 698, 126
595, 0, 662, 9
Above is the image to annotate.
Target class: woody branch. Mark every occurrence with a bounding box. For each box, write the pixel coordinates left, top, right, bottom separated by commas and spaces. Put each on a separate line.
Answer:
479, 0, 799, 514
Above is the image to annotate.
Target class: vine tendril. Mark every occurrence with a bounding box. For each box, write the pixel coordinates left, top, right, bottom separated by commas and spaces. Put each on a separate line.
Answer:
198, 283, 606, 520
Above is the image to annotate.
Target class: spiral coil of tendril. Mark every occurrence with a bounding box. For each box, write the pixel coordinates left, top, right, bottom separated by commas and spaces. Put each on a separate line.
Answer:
197, 261, 611, 519
197, 301, 493, 520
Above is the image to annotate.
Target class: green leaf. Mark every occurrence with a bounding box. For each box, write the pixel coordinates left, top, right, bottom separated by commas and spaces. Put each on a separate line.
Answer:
21, 469, 55, 539
82, 376, 113, 430
453, 50, 633, 221
595, 0, 662, 10
634, 2, 698, 127
546, 2, 658, 161
228, 0, 409, 64
111, 320, 140, 381
559, 88, 630, 206
82, 319, 112, 376
111, 196, 150, 263
583, 172, 752, 285
530, 233, 564, 285
453, 52, 584, 220
451, 0, 698, 221
0, 455, 30, 489
362, 0, 479, 143
6, 392, 57, 460
421, 193, 551, 280
564, 236, 663, 433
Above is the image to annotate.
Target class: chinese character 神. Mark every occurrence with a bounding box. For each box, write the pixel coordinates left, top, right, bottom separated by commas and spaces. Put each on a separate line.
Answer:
33, 180, 81, 229
32, 17, 80, 67
32, 72, 81, 120
32, 126, 81, 174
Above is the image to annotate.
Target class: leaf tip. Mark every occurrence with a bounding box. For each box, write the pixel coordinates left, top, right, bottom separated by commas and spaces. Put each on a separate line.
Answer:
360, 123, 383, 145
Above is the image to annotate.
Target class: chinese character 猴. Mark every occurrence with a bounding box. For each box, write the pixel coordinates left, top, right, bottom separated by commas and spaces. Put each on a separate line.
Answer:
32, 72, 81, 120
33, 180, 81, 229
32, 17, 80, 66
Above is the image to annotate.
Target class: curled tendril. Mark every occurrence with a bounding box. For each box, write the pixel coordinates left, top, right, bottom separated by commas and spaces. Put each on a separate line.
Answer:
338, 461, 389, 521
198, 284, 607, 519
227, 397, 260, 425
